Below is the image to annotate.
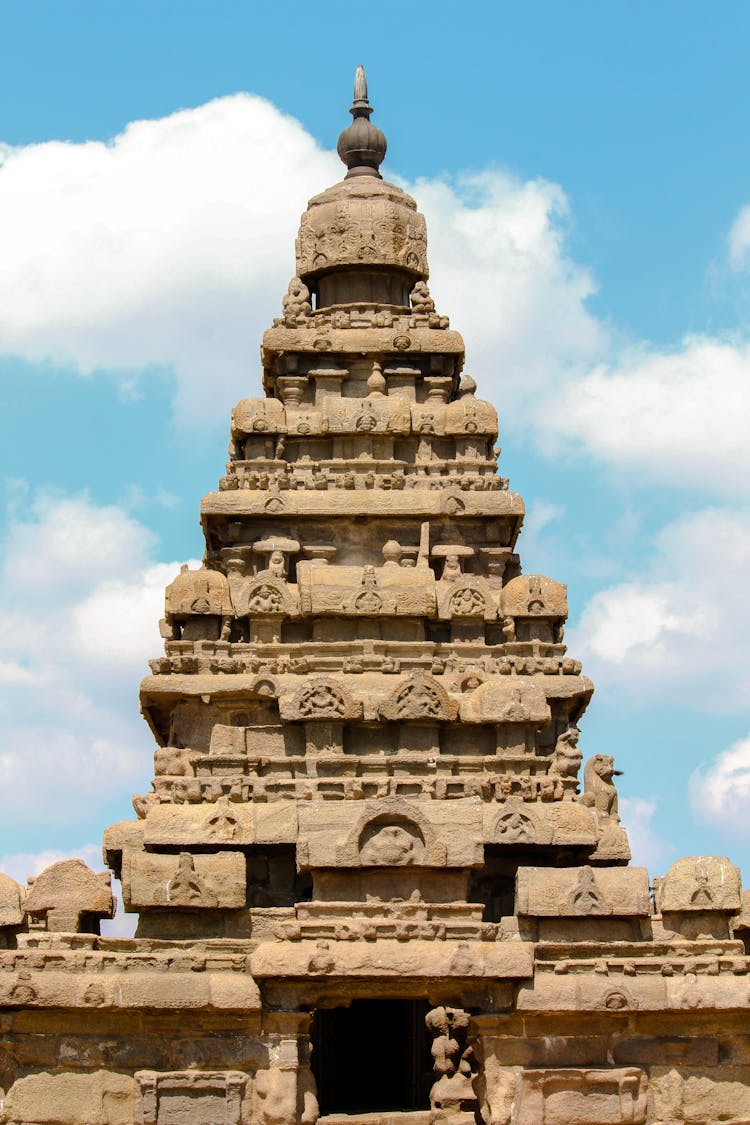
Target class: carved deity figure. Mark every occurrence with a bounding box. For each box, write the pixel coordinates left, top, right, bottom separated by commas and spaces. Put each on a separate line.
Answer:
410, 280, 435, 312
248, 584, 284, 615
281, 277, 312, 326
581, 753, 622, 820
442, 553, 463, 583
550, 726, 583, 782
298, 682, 345, 719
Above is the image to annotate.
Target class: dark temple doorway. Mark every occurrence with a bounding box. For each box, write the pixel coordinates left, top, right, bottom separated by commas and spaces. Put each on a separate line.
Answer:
312, 999, 432, 1115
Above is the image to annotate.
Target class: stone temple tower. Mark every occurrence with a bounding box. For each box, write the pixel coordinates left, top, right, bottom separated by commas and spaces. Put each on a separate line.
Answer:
2, 68, 750, 1125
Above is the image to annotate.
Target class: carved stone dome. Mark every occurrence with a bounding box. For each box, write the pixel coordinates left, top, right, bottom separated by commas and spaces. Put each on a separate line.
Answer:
295, 68, 428, 308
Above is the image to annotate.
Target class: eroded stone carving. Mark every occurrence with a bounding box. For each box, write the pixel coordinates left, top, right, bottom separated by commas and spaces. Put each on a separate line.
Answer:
24, 860, 114, 933
581, 754, 622, 820
426, 1006, 477, 1117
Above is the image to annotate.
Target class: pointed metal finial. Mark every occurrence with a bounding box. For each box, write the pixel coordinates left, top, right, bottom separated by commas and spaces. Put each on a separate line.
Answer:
337, 66, 387, 177
352, 65, 369, 110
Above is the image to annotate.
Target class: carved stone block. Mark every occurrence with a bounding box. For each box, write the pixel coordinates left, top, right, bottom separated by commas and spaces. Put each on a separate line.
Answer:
135, 1070, 248, 1125
515, 865, 651, 918
0, 873, 25, 928
517, 1067, 647, 1124
24, 859, 114, 933
655, 855, 742, 913
122, 849, 246, 910
299, 798, 482, 870
1, 1070, 135, 1124
459, 680, 550, 725
142, 799, 255, 847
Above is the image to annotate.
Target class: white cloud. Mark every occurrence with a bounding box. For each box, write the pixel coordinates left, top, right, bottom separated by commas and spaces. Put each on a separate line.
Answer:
71, 561, 183, 665
690, 734, 750, 838
0, 489, 192, 835
3, 492, 155, 594
0, 95, 340, 424
1, 91, 749, 509
541, 336, 750, 499
0, 98, 603, 428
414, 173, 606, 410
571, 507, 750, 709
729, 204, 750, 270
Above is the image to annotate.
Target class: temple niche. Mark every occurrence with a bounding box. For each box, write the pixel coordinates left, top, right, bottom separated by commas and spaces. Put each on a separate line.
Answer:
1, 67, 750, 1125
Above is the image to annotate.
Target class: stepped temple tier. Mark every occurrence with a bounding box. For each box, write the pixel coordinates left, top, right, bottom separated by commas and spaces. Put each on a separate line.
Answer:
2, 68, 750, 1125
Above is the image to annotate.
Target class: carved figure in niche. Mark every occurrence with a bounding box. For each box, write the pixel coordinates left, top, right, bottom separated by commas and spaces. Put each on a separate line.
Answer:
442, 553, 464, 583
550, 726, 583, 782
167, 853, 216, 907
425, 1006, 476, 1114
308, 939, 335, 974
281, 277, 312, 326
410, 280, 435, 312
359, 820, 422, 865
395, 679, 442, 719
248, 584, 284, 615
355, 402, 378, 432
450, 586, 485, 617
501, 615, 516, 642
495, 807, 536, 844
298, 682, 345, 718
267, 550, 286, 579
581, 754, 622, 820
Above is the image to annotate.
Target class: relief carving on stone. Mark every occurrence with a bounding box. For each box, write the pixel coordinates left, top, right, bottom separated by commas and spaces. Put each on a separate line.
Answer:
336, 799, 447, 866
280, 677, 362, 722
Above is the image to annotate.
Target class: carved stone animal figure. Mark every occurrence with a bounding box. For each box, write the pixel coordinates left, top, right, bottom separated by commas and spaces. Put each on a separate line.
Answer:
581, 753, 623, 820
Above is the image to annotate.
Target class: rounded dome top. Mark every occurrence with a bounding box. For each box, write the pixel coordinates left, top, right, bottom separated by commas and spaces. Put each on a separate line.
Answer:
336, 65, 387, 177
295, 68, 428, 298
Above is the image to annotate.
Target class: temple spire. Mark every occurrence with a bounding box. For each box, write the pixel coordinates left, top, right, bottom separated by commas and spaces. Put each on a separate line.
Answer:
337, 65, 387, 178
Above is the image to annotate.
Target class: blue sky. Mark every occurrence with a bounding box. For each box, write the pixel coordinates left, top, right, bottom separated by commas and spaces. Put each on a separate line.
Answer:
1, 1, 749, 899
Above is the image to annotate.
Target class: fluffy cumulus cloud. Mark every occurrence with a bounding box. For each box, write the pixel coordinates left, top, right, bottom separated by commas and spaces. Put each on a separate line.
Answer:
0, 490, 192, 838
413, 172, 605, 409
1, 91, 749, 500
0, 96, 603, 426
0, 96, 340, 423
690, 734, 750, 838
570, 507, 750, 709
542, 336, 750, 499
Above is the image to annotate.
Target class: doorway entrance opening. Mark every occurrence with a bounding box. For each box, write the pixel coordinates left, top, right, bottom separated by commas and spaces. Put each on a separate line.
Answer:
311, 999, 432, 1116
